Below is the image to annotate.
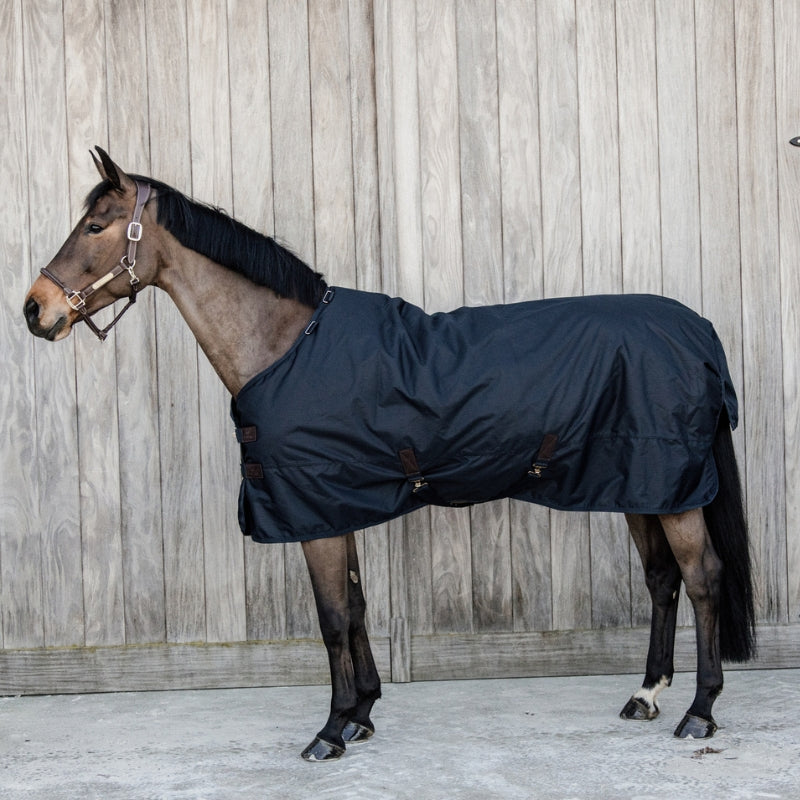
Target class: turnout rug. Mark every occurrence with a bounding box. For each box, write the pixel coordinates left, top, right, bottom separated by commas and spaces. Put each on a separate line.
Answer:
231, 288, 738, 544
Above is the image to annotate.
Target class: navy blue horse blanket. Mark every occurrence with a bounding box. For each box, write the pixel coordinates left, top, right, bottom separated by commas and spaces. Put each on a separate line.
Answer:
231, 288, 737, 544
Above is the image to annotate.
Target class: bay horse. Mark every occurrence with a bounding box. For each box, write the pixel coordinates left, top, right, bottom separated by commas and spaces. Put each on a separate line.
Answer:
23, 149, 755, 761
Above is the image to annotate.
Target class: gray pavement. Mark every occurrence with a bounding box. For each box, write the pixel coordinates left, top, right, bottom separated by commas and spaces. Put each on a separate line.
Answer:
0, 669, 798, 799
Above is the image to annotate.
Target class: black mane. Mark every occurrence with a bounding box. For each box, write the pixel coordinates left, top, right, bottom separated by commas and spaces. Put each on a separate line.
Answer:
85, 178, 327, 307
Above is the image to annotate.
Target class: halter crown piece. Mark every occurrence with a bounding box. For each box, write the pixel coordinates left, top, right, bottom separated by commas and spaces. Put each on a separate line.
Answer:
40, 180, 152, 341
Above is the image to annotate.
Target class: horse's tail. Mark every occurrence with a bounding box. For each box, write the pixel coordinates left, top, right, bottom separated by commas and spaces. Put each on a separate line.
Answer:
702, 410, 756, 662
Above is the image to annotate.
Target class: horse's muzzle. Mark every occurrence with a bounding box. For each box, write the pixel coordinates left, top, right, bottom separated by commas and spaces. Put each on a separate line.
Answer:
24, 296, 68, 341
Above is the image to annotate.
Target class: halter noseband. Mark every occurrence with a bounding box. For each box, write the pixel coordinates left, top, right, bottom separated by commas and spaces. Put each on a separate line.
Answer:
40, 180, 152, 342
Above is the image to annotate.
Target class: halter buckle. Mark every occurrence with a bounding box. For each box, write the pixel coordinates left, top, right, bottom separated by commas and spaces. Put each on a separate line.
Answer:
127, 221, 143, 242
65, 291, 86, 312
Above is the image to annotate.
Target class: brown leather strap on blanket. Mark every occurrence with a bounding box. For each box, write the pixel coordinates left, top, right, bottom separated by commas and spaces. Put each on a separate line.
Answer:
242, 463, 264, 479
529, 433, 559, 477
398, 448, 429, 493
236, 426, 258, 443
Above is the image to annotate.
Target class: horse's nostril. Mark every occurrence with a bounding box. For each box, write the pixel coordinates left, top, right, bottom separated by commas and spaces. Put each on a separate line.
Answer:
24, 297, 40, 325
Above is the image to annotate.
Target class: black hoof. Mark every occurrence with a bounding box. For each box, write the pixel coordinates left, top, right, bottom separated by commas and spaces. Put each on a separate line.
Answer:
342, 720, 374, 744
620, 696, 659, 721
674, 713, 717, 739
301, 737, 346, 762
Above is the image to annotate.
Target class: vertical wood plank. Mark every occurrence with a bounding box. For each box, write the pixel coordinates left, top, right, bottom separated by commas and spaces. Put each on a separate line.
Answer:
374, 0, 422, 649
349, 0, 382, 296
497, 0, 543, 305
615, 0, 660, 624
735, 0, 786, 623
456, 0, 512, 633
694, 0, 745, 489
457, 0, 503, 307
228, 0, 275, 236
268, 0, 318, 639
537, 0, 582, 299
576, 0, 630, 629
145, 0, 206, 644
775, 0, 800, 625
496, 0, 552, 633
576, 0, 621, 297
387, 0, 424, 303
655, 0, 703, 631
309, 0, 357, 288
348, 0, 392, 638
537, 0, 590, 632
268, 0, 316, 266
105, 0, 167, 645
187, 0, 247, 644
510, 504, 553, 631
417, 0, 472, 634
378, 0, 432, 639
22, 0, 84, 649
417, 0, 463, 312
396, 1, 434, 638
470, 500, 512, 632
655, 0, 701, 308
616, 0, 661, 298
227, 0, 287, 643
64, 0, 125, 647
0, 0, 43, 650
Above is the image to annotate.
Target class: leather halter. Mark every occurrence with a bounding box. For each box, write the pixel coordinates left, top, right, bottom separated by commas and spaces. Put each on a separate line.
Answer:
40, 180, 152, 342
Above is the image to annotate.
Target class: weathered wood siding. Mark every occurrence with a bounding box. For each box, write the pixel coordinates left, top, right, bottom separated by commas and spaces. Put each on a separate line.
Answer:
0, 0, 798, 692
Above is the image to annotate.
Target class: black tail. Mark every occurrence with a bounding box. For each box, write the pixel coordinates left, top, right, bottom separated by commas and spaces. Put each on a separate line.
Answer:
703, 411, 756, 662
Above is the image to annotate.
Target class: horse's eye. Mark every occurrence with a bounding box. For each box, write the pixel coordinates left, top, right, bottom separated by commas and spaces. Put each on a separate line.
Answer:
86, 223, 104, 235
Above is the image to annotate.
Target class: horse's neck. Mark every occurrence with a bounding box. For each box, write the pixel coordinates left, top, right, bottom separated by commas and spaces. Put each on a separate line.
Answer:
154, 246, 314, 397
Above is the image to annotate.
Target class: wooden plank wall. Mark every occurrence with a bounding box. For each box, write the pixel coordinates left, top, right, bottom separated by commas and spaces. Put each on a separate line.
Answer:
0, 0, 798, 693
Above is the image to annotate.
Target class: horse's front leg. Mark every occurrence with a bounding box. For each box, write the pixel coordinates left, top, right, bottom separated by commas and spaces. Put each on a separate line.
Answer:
341, 532, 381, 744
620, 514, 682, 722
660, 509, 724, 738
300, 535, 358, 761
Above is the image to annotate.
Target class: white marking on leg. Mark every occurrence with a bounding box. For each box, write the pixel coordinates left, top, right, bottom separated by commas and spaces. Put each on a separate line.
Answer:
633, 675, 670, 713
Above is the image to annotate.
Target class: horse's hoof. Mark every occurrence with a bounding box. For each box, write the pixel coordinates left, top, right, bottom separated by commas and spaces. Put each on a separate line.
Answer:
301, 737, 346, 762
619, 696, 659, 721
674, 713, 717, 739
342, 720, 374, 744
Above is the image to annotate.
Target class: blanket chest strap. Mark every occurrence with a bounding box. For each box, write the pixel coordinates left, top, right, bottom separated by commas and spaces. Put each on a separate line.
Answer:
235, 425, 258, 443
242, 462, 264, 479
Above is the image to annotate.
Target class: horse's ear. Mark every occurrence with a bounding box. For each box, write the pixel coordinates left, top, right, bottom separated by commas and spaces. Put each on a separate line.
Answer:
92, 146, 133, 193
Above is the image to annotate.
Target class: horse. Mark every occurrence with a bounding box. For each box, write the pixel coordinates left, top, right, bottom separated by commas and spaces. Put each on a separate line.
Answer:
24, 148, 756, 762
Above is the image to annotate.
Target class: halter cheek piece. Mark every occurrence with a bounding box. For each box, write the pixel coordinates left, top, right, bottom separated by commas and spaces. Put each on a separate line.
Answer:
40, 180, 152, 342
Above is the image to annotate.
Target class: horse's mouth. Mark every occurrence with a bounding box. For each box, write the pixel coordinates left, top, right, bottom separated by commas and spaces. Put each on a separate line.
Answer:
44, 317, 70, 340
26, 313, 70, 341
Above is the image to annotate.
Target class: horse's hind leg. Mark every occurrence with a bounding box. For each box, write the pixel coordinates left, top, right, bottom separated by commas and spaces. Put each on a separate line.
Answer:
300, 535, 357, 761
341, 532, 381, 744
620, 513, 682, 722
659, 508, 724, 739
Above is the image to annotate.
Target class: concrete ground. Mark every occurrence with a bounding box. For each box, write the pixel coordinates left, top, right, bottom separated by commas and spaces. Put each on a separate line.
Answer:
0, 669, 798, 800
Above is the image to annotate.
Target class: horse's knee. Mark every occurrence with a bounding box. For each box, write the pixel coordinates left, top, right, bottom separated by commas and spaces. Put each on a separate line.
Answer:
319, 610, 350, 650
683, 556, 723, 606
644, 563, 681, 604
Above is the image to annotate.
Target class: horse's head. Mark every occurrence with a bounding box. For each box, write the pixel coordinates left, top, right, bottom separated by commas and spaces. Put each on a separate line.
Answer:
24, 148, 157, 341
